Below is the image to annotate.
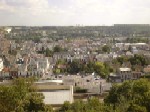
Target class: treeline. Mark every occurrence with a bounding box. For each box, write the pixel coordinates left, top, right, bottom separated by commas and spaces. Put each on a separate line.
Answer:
6, 25, 150, 38
37, 45, 68, 57
54, 54, 150, 77
126, 37, 149, 43
54, 60, 113, 78
112, 54, 150, 71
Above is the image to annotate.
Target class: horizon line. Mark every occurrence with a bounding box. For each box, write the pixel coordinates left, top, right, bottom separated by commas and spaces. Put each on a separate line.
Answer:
1, 24, 150, 27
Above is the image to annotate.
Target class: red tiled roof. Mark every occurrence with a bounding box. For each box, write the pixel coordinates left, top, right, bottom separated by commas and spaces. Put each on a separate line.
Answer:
2, 67, 10, 72
144, 68, 150, 73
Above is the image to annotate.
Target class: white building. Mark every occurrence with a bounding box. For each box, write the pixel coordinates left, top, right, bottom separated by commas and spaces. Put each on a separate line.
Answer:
118, 68, 132, 82
0, 58, 3, 72
37, 58, 50, 73
36, 83, 73, 105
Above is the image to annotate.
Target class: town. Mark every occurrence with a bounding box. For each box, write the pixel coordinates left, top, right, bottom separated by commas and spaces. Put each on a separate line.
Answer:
0, 25, 150, 111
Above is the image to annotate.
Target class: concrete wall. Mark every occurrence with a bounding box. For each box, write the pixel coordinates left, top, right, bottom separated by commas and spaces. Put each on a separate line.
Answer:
41, 88, 73, 105
39, 86, 73, 105
42, 90, 73, 105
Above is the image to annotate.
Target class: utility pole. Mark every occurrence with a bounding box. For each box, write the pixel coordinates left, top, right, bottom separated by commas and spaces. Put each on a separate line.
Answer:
100, 82, 103, 96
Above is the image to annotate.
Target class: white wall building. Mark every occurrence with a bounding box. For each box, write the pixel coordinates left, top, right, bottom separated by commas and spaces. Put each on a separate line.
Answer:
0, 58, 3, 72
118, 68, 132, 82
36, 84, 73, 105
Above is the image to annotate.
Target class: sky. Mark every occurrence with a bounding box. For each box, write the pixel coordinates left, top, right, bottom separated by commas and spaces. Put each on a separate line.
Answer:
0, 0, 150, 26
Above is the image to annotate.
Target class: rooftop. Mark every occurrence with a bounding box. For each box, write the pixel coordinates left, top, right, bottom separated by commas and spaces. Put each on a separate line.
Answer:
119, 68, 131, 71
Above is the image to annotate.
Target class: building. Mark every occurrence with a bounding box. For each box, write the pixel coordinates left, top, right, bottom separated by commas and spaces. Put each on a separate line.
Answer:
143, 65, 150, 75
118, 68, 132, 82
37, 58, 50, 73
62, 74, 111, 94
132, 72, 143, 80
35, 82, 74, 105
0, 58, 3, 72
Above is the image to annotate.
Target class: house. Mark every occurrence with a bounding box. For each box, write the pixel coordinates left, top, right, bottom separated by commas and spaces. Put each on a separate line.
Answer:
18, 64, 27, 77
27, 57, 50, 78
37, 58, 50, 73
96, 54, 110, 62
109, 73, 121, 83
109, 68, 139, 82
143, 65, 150, 75
131, 47, 138, 54
53, 52, 72, 62
9, 68, 18, 78
117, 67, 132, 82
27, 57, 38, 72
0, 67, 10, 80
132, 72, 143, 80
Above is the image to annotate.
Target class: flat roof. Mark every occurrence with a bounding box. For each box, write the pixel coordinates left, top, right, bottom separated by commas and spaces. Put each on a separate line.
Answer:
119, 68, 131, 71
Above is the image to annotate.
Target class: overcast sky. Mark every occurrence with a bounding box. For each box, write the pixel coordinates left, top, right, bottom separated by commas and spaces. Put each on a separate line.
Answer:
0, 0, 150, 26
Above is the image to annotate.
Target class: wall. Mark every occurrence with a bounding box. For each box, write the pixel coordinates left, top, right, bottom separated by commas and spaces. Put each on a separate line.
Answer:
40, 86, 73, 105
0, 59, 3, 72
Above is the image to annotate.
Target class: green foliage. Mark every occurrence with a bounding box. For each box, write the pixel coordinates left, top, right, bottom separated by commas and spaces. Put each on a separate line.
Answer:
45, 48, 53, 57
60, 98, 109, 112
53, 68, 61, 74
129, 54, 148, 66
37, 47, 53, 57
140, 74, 150, 79
126, 37, 149, 43
102, 45, 111, 53
0, 78, 53, 112
84, 61, 95, 73
61, 101, 71, 112
54, 60, 110, 78
112, 55, 150, 71
127, 103, 147, 112
53, 45, 63, 52
105, 79, 150, 112
94, 62, 109, 78
67, 60, 83, 74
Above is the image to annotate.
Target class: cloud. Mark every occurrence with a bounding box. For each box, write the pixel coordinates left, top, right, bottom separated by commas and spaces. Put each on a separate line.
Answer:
0, 0, 150, 25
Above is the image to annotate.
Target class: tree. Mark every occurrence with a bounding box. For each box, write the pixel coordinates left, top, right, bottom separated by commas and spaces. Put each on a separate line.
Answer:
60, 97, 112, 112
53, 45, 63, 52
67, 60, 82, 74
94, 62, 109, 78
105, 79, 150, 112
129, 54, 148, 66
0, 78, 53, 112
116, 56, 128, 65
61, 101, 71, 112
84, 61, 95, 73
45, 48, 53, 57
102, 45, 111, 53
53, 68, 61, 74
127, 103, 147, 112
